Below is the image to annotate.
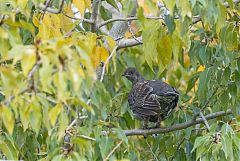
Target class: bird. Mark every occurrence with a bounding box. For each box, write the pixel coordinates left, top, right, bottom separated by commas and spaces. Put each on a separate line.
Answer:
122, 67, 179, 129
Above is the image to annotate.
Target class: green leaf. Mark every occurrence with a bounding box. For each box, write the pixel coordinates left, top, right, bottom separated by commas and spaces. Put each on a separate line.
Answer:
29, 100, 42, 134
106, 0, 118, 10
191, 135, 209, 159
191, 136, 208, 152
100, 5, 112, 21
164, 15, 176, 34
186, 72, 199, 94
157, 35, 173, 66
177, 0, 192, 18
49, 103, 63, 126
163, 0, 176, 15
142, 20, 161, 70
78, 99, 95, 115
233, 136, 240, 151
0, 105, 15, 135
58, 112, 69, 140
0, 136, 18, 160
113, 128, 128, 144
222, 67, 231, 85
235, 70, 240, 88
220, 90, 229, 110
222, 134, 234, 161
198, 69, 211, 105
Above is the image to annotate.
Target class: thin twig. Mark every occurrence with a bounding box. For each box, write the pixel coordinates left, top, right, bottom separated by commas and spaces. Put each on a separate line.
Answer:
98, 16, 164, 29
38, 0, 64, 14
127, 21, 142, 44
199, 112, 210, 131
37, 93, 57, 104
146, 140, 159, 161
103, 140, 123, 161
66, 99, 91, 130
100, 46, 118, 82
40, 0, 52, 23
76, 134, 96, 141
28, 60, 41, 80
66, 116, 88, 131
64, 20, 82, 37
170, 138, 186, 161
62, 11, 93, 24
124, 109, 232, 136
193, 89, 218, 120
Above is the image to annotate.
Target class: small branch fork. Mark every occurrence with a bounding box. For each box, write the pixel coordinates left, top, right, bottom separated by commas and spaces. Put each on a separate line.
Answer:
39, 0, 65, 14
100, 45, 118, 82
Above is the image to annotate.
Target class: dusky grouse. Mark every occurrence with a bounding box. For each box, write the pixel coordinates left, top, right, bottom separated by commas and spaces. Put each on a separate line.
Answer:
122, 67, 179, 129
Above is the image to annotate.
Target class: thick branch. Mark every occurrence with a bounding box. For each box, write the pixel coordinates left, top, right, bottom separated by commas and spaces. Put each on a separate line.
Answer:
90, 0, 100, 32
117, 37, 143, 49
124, 109, 232, 136
38, 0, 64, 14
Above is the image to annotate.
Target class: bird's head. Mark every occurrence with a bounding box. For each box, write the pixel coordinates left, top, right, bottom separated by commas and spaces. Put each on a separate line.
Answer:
122, 67, 145, 84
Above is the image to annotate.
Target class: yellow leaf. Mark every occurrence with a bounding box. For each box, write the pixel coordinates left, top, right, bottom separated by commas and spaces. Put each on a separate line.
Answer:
29, 98, 42, 134
0, 28, 8, 39
49, 103, 63, 126
32, 12, 40, 27
48, 14, 62, 37
157, 35, 172, 66
197, 65, 205, 72
0, 67, 19, 96
38, 14, 62, 39
19, 103, 31, 131
21, 46, 36, 76
84, 0, 91, 11
0, 105, 14, 135
60, 5, 75, 33
17, 0, 28, 10
105, 36, 116, 51
39, 56, 53, 93
73, 0, 86, 16
53, 72, 68, 101
93, 46, 109, 68
38, 22, 51, 40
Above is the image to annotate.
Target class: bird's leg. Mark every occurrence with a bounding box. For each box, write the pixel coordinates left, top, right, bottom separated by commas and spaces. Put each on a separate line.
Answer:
155, 117, 162, 128
142, 117, 149, 129
142, 117, 149, 139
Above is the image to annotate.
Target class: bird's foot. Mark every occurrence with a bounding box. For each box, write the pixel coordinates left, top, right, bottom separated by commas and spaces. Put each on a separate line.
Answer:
154, 124, 161, 129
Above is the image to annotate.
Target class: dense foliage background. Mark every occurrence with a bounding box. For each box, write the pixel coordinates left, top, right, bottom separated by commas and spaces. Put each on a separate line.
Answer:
0, 0, 239, 160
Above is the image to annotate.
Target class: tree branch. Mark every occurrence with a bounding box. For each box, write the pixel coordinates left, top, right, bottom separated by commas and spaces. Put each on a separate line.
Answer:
103, 140, 123, 161
38, 0, 64, 14
62, 12, 93, 24
199, 111, 210, 131
98, 16, 164, 29
117, 37, 143, 49
90, 0, 100, 32
100, 46, 118, 81
124, 109, 232, 136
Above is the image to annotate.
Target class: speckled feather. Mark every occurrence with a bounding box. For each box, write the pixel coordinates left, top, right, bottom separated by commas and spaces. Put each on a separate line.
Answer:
123, 67, 179, 126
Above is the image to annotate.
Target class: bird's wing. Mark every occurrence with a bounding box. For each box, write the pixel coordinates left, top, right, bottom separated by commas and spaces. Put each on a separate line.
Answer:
129, 81, 163, 117
134, 81, 153, 107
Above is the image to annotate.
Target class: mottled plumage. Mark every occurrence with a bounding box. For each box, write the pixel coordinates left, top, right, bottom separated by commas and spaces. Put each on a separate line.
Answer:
122, 67, 179, 129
